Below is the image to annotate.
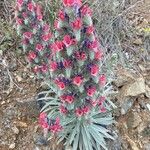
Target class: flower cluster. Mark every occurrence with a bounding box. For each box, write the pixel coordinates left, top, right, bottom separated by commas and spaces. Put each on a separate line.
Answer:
39, 113, 63, 134
50, 0, 108, 119
15, 0, 53, 77
15, 0, 114, 149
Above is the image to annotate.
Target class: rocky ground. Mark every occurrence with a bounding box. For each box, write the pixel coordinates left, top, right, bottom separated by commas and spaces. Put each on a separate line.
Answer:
0, 0, 150, 150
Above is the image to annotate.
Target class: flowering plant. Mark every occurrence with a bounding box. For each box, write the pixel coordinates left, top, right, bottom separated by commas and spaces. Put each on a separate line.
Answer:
15, 0, 115, 149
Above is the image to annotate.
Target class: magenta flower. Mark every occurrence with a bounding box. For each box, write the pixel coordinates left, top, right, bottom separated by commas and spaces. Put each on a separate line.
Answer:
28, 51, 37, 61
58, 10, 65, 21
87, 87, 96, 97
90, 64, 99, 76
81, 5, 92, 16
63, 59, 72, 68
43, 24, 50, 32
63, 35, 74, 47
27, 2, 35, 12
51, 40, 64, 53
49, 117, 63, 133
57, 81, 66, 90
22, 12, 28, 18
99, 75, 106, 86
63, 0, 82, 7
50, 61, 58, 72
94, 50, 103, 60
73, 76, 83, 86
36, 44, 44, 51
17, 0, 23, 8
60, 105, 68, 115
86, 26, 95, 35
82, 106, 90, 115
33, 66, 39, 73
71, 18, 82, 30
75, 108, 83, 117
16, 17, 23, 25
41, 65, 48, 73
23, 32, 33, 39
41, 33, 52, 42
39, 112, 49, 129
65, 95, 74, 104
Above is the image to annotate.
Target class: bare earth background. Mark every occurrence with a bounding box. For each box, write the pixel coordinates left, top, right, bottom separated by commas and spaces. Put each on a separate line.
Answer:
0, 0, 150, 150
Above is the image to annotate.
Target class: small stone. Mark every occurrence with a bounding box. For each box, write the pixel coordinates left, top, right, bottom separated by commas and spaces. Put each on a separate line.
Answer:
9, 143, 16, 149
133, 38, 142, 45
33, 134, 47, 146
16, 75, 23, 82
12, 126, 19, 134
15, 121, 28, 128
1, 101, 6, 105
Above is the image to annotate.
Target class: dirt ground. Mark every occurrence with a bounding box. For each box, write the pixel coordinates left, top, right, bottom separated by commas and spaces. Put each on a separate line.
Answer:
0, 0, 150, 150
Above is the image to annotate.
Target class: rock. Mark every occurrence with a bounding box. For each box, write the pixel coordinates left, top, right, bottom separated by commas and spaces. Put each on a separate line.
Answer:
33, 134, 47, 146
144, 143, 150, 150
145, 85, 150, 98
121, 98, 134, 115
9, 143, 16, 149
127, 112, 142, 129
14, 121, 28, 128
133, 38, 142, 45
121, 77, 146, 97
125, 135, 139, 150
12, 126, 19, 134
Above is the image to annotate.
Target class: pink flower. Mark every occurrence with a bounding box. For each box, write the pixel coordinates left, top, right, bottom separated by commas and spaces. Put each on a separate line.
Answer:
17, 0, 23, 7
39, 112, 49, 129
63, 59, 72, 68
99, 75, 106, 86
36, 44, 44, 51
37, 15, 43, 21
22, 12, 28, 18
51, 41, 64, 53
75, 108, 83, 117
65, 95, 74, 104
50, 61, 57, 72
63, 0, 82, 7
43, 24, 50, 32
60, 95, 66, 102
88, 40, 99, 52
49, 117, 63, 133
86, 26, 95, 35
36, 4, 42, 16
28, 51, 37, 61
90, 64, 99, 76
81, 5, 92, 16
54, 20, 60, 30
63, 35, 73, 47
71, 18, 82, 30
87, 87, 96, 97
82, 106, 90, 115
33, 66, 39, 73
95, 50, 103, 60
100, 106, 107, 113
60, 105, 68, 114
80, 52, 87, 60
58, 10, 65, 21
27, 2, 34, 12
73, 76, 83, 86
16, 17, 23, 25
36, 4, 43, 21
91, 100, 98, 107
41, 33, 52, 42
98, 96, 106, 106
57, 82, 66, 90
41, 65, 48, 73
23, 32, 32, 39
